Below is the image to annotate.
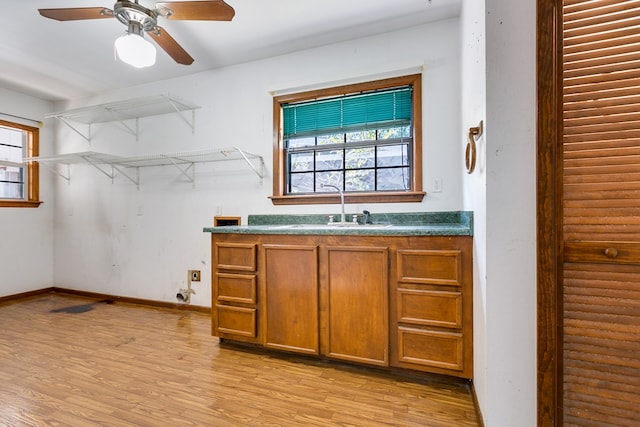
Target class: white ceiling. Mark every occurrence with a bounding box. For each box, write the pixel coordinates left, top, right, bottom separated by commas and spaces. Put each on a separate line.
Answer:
0, 0, 461, 101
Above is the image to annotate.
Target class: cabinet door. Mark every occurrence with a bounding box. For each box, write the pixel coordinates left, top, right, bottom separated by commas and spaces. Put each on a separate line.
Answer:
322, 246, 388, 367
263, 244, 319, 355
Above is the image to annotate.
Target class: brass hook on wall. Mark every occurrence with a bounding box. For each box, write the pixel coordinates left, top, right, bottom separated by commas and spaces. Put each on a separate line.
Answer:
465, 120, 483, 174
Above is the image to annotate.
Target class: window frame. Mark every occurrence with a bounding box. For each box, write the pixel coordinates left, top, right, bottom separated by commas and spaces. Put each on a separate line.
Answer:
0, 119, 41, 208
271, 74, 425, 205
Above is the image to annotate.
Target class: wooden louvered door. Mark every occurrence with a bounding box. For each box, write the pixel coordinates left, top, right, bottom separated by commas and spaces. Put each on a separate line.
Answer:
562, 1, 640, 425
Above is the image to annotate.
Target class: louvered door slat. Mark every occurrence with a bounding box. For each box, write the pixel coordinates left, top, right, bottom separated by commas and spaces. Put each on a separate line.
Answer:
564, 188, 640, 200
564, 144, 640, 156
565, 130, 640, 144
566, 137, 640, 154
566, 44, 640, 68
565, 95, 640, 114
565, 356, 640, 379
564, 10, 640, 39
565, 85, 640, 104
565, 33, 640, 56
564, 164, 640, 177
564, 0, 637, 20
564, 121, 640, 137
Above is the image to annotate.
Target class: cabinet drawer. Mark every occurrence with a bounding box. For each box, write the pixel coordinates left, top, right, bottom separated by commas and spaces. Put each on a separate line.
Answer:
397, 326, 463, 371
216, 273, 257, 304
216, 305, 256, 337
397, 250, 461, 286
397, 289, 462, 328
215, 243, 257, 271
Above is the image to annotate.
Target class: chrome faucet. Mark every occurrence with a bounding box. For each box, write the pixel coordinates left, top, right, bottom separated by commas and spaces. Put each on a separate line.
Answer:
363, 210, 372, 225
321, 183, 345, 223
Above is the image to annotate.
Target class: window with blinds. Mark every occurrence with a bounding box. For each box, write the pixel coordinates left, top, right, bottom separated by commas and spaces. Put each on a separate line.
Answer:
283, 87, 412, 195
0, 120, 40, 208
271, 74, 424, 205
0, 126, 26, 199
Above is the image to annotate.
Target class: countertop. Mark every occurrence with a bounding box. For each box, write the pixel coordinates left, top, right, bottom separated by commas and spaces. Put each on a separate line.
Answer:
203, 211, 473, 236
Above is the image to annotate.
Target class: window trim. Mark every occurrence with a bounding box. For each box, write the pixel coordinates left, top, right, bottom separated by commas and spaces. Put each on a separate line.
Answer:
271, 74, 425, 205
0, 119, 41, 208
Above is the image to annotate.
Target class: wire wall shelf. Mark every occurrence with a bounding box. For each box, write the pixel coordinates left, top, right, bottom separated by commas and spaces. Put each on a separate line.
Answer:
46, 94, 200, 142
25, 147, 265, 189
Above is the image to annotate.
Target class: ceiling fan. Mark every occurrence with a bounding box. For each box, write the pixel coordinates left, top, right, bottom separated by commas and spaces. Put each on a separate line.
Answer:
38, 1, 235, 67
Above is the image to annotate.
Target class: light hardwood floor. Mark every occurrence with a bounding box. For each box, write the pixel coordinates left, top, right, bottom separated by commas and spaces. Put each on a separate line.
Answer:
0, 293, 479, 426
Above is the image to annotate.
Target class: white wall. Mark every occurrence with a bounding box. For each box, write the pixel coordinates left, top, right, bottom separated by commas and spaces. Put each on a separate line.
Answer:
52, 19, 462, 307
0, 87, 55, 296
460, 0, 488, 422
471, 0, 537, 425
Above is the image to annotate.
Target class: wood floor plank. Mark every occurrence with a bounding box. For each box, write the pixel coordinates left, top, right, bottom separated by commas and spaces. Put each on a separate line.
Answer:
0, 294, 479, 426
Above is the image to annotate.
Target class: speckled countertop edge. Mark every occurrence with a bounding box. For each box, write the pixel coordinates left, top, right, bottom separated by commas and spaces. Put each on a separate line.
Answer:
203, 211, 473, 236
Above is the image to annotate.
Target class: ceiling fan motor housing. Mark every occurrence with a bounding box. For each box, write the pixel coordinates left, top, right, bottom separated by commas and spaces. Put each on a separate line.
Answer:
114, 1, 158, 31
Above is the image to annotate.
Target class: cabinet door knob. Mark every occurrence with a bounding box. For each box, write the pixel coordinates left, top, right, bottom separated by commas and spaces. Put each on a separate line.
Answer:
604, 247, 618, 258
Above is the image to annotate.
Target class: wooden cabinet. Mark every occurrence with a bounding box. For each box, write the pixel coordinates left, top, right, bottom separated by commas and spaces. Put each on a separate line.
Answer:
210, 233, 472, 379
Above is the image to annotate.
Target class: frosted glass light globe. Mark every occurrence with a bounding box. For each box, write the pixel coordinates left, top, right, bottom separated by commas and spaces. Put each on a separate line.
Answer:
115, 33, 156, 68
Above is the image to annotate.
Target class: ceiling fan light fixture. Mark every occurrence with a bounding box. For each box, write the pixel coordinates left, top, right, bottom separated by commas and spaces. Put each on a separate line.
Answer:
39, 1, 236, 66
115, 23, 156, 68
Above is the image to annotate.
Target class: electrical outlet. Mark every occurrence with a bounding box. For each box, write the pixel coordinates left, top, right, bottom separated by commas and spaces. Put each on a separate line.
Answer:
432, 177, 443, 193
190, 270, 201, 282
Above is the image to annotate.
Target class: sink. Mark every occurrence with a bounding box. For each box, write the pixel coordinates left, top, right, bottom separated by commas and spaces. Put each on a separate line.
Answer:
267, 223, 393, 229
301, 223, 393, 229
265, 224, 297, 229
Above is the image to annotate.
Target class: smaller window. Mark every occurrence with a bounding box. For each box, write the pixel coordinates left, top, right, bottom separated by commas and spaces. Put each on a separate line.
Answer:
0, 120, 41, 208
271, 74, 424, 205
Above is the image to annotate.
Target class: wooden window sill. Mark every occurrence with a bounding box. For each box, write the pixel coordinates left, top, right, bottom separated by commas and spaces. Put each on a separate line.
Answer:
270, 191, 426, 205
0, 200, 43, 208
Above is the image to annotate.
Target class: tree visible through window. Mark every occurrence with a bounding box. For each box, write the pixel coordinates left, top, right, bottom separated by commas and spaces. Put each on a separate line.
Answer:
271, 74, 425, 205
0, 120, 40, 208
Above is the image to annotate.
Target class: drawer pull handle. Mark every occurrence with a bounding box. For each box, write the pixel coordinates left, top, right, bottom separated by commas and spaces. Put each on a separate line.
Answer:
604, 247, 618, 258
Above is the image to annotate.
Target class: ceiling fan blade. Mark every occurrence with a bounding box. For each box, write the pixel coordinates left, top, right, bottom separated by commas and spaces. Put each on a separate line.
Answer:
38, 7, 114, 21
155, 1, 235, 21
148, 26, 194, 65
